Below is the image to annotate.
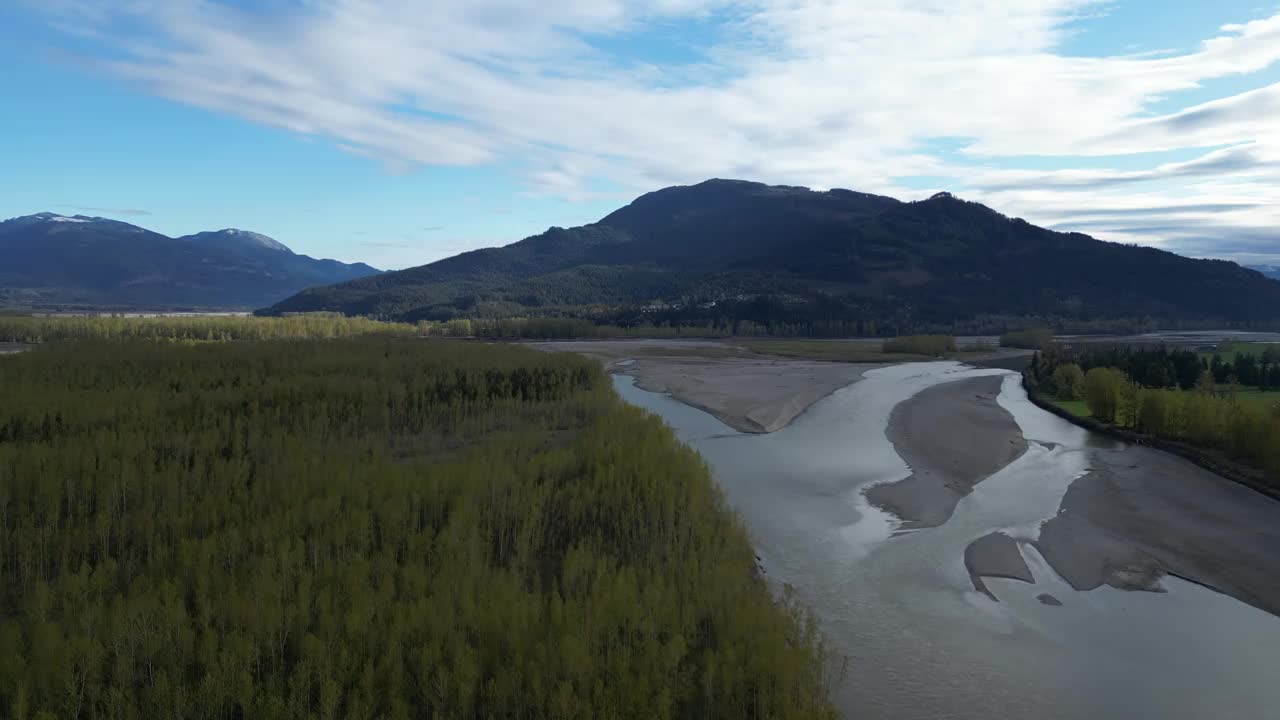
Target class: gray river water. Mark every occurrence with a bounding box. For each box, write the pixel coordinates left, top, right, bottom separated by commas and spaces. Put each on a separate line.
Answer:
614, 362, 1280, 720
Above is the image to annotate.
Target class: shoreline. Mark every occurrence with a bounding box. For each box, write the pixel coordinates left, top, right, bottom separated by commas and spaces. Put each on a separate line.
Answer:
604, 348, 1280, 617
1022, 374, 1280, 502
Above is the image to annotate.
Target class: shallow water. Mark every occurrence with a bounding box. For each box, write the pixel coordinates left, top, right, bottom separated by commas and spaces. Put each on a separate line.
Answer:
615, 363, 1280, 720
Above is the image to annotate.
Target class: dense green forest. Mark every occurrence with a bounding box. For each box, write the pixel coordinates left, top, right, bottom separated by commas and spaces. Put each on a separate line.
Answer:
0, 315, 418, 343
0, 339, 839, 719
1035, 344, 1280, 393
1028, 346, 1280, 486
1, 312, 1180, 346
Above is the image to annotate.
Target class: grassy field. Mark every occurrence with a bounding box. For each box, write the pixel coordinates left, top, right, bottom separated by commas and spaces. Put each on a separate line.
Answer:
1231, 388, 1280, 412
741, 339, 1009, 365
1052, 399, 1092, 418
742, 339, 924, 363
1198, 341, 1280, 362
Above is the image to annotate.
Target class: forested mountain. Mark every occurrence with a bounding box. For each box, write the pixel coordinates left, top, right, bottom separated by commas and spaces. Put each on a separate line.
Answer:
0, 213, 380, 309
1249, 265, 1280, 281
266, 180, 1280, 330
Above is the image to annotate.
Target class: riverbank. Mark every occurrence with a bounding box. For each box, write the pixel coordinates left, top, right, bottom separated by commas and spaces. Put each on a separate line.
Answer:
548, 340, 1280, 617
931, 378, 1280, 617
1034, 446, 1280, 616
1022, 376, 1279, 502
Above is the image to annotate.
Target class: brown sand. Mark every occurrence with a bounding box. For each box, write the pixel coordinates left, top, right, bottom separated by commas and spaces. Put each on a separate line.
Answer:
871, 371, 1280, 617
964, 531, 1034, 600
865, 376, 1027, 529
1034, 445, 1280, 617
533, 340, 876, 433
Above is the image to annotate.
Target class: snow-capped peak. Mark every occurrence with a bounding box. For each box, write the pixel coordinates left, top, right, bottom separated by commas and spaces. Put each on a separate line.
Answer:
182, 229, 293, 254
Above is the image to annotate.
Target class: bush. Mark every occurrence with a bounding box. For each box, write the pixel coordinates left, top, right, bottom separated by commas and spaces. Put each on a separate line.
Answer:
1084, 367, 1127, 423
882, 334, 956, 355
1052, 363, 1085, 400
1000, 328, 1054, 351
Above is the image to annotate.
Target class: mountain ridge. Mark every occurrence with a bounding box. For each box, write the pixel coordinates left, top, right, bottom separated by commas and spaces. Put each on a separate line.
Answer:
1248, 265, 1280, 281
264, 179, 1280, 330
0, 213, 381, 310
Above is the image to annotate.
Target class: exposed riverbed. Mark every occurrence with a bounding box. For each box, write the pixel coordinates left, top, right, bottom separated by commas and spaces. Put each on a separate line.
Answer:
614, 362, 1280, 720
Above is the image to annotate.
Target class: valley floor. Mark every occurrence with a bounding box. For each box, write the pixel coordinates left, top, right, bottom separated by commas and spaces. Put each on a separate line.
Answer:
531, 338, 1030, 433
547, 338, 1280, 620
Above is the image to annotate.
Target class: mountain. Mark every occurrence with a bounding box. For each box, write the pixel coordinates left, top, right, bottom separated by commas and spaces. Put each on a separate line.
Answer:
180, 228, 294, 255
1248, 265, 1280, 281
265, 179, 1280, 328
0, 213, 380, 309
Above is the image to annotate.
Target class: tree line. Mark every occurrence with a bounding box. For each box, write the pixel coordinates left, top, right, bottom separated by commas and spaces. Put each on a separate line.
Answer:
0, 315, 419, 343
0, 339, 840, 719
1037, 343, 1280, 393
1028, 348, 1280, 486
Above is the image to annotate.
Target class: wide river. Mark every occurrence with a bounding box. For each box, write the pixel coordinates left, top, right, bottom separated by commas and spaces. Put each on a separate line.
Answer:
615, 362, 1280, 720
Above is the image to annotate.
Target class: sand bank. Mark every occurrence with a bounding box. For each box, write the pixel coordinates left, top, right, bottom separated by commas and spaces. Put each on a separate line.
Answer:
875, 372, 1280, 616
534, 340, 876, 433
1034, 446, 1280, 617
865, 376, 1027, 529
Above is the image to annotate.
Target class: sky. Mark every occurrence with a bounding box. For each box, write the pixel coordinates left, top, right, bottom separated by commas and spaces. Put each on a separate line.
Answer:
1, 1, 1278, 271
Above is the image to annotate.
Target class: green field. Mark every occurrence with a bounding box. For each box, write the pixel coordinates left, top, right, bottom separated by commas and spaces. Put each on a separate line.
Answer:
1052, 399, 1092, 418
1232, 388, 1280, 412
742, 339, 924, 363
1197, 341, 1280, 362
741, 338, 997, 364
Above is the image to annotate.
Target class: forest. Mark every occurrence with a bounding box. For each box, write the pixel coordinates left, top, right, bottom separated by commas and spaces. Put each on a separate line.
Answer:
0, 315, 419, 343
1027, 345, 1280, 488
0, 339, 839, 719
1034, 344, 1280, 393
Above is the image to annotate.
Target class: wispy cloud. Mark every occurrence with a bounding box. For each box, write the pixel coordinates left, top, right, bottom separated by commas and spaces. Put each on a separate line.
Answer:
22, 0, 1280, 262
358, 240, 421, 249
62, 205, 152, 216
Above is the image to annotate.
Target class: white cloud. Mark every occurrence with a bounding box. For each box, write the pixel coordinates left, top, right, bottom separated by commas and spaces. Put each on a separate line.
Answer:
24, 0, 1280, 262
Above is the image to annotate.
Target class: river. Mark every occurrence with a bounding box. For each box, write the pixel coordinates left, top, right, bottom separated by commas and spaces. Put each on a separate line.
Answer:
614, 362, 1280, 720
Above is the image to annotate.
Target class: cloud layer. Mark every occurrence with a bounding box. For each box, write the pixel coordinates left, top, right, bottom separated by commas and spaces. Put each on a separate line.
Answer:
29, 0, 1280, 263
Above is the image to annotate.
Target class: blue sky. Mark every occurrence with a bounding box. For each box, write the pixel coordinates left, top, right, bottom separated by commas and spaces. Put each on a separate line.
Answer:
2, 1, 1278, 270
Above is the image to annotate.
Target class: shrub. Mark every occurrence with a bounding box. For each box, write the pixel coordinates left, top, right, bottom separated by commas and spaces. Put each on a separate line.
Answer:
882, 334, 956, 355
1084, 366, 1128, 423
1052, 363, 1085, 400
1000, 328, 1055, 351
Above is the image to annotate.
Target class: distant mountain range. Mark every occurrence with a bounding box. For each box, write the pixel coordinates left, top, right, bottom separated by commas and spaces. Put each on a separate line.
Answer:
1249, 265, 1280, 281
266, 179, 1280, 328
0, 213, 379, 309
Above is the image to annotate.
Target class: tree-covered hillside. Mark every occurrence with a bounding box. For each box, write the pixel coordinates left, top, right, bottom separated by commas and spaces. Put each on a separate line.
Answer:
264, 180, 1280, 329
0, 339, 839, 719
